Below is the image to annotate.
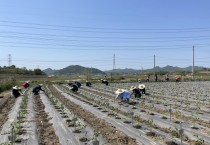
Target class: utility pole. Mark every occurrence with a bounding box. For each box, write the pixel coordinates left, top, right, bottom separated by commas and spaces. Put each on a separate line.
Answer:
192, 46, 194, 80
113, 54, 116, 70
154, 55, 156, 75
8, 54, 12, 67
90, 66, 92, 81
112, 54, 116, 82
110, 72, 112, 82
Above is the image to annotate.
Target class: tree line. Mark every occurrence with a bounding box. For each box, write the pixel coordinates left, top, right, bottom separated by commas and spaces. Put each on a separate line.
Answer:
0, 65, 46, 75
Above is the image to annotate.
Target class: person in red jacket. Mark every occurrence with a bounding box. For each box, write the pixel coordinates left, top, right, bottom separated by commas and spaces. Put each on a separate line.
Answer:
175, 76, 181, 82
22, 81, 30, 89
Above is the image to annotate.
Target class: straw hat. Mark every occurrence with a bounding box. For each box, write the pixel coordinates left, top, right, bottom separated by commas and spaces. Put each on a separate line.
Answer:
40, 84, 43, 86
115, 89, 124, 95
138, 84, 145, 89
130, 86, 136, 91
13, 86, 18, 90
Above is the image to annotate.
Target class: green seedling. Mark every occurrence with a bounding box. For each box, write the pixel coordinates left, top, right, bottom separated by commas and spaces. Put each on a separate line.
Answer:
0, 142, 12, 145
90, 130, 101, 145
146, 119, 154, 127
169, 127, 180, 138
9, 122, 21, 143
193, 135, 205, 145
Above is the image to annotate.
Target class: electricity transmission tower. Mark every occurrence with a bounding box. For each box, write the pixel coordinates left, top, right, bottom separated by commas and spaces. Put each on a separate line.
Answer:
8, 54, 12, 67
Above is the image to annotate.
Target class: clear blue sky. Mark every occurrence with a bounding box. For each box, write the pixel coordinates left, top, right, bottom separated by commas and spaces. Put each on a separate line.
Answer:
0, 0, 210, 71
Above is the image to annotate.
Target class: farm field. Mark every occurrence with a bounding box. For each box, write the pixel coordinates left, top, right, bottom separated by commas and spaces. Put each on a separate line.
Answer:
0, 81, 210, 145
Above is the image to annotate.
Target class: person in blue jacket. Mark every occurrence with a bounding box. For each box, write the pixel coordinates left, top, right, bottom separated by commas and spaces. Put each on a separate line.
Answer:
32, 84, 44, 95
75, 81, 81, 88
114, 89, 131, 103
86, 80, 92, 87
68, 83, 78, 93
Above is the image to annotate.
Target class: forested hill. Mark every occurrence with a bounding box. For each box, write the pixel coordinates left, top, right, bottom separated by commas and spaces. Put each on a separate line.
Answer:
0, 65, 45, 75
44, 65, 105, 76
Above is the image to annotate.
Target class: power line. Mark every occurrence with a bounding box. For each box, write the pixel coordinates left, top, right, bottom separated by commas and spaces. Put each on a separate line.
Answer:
2, 31, 210, 40
1, 20, 210, 31
157, 56, 191, 61
0, 41, 208, 48
1, 35, 210, 43
1, 24, 210, 34
12, 59, 110, 63
0, 44, 201, 51
0, 34, 209, 49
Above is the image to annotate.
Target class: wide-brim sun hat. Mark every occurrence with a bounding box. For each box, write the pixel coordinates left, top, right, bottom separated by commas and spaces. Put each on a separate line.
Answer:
115, 89, 124, 94
13, 86, 18, 89
130, 86, 136, 91
138, 84, 145, 89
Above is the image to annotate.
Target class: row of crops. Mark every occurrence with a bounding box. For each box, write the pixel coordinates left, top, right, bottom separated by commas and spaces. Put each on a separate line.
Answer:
0, 81, 209, 145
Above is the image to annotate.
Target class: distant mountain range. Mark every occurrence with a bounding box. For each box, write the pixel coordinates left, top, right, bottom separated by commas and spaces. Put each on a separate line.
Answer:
43, 65, 204, 75
105, 65, 204, 74
42, 68, 57, 75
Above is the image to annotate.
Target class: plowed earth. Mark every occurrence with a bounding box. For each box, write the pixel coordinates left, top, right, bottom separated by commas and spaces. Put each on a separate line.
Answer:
49, 85, 137, 145
34, 94, 61, 145
0, 92, 15, 130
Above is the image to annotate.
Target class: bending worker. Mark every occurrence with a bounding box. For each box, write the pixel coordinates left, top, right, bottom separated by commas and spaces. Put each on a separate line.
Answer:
22, 80, 30, 89
12, 86, 22, 98
114, 89, 131, 103
130, 86, 141, 99
86, 80, 92, 87
32, 84, 44, 95
101, 79, 109, 86
68, 83, 79, 93
139, 84, 146, 94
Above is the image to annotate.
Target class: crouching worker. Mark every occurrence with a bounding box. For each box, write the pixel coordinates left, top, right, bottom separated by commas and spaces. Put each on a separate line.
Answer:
101, 79, 109, 86
69, 83, 78, 93
175, 76, 181, 82
114, 89, 131, 103
32, 84, 44, 95
130, 86, 141, 99
139, 84, 146, 94
165, 74, 169, 82
22, 80, 30, 89
86, 80, 92, 87
12, 86, 23, 98
75, 81, 81, 88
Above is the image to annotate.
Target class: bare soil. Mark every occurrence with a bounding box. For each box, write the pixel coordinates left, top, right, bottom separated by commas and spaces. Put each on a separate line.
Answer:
34, 95, 61, 145
165, 141, 178, 145
0, 92, 16, 131
64, 85, 177, 144
49, 85, 137, 145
